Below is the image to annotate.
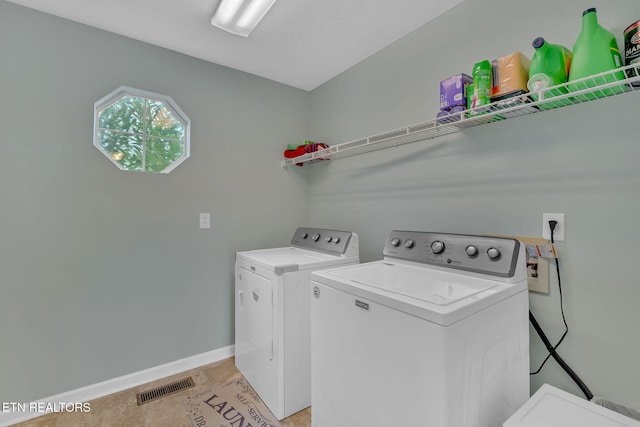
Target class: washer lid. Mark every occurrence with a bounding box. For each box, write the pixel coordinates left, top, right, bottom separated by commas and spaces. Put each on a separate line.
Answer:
329, 261, 499, 306
504, 384, 640, 427
236, 247, 356, 273
313, 260, 526, 325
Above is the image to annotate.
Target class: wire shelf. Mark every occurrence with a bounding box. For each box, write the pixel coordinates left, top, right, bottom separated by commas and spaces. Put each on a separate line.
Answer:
282, 64, 640, 167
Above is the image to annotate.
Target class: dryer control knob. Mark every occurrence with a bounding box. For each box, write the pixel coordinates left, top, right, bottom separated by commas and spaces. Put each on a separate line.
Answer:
390, 238, 401, 247
465, 245, 478, 257
301, 232, 308, 239
333, 237, 341, 244
404, 239, 415, 248
431, 240, 445, 254
325, 236, 333, 242
312, 233, 320, 241
487, 247, 501, 260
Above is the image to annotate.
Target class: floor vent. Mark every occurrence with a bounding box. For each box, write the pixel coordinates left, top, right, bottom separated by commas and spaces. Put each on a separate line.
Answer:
136, 377, 195, 405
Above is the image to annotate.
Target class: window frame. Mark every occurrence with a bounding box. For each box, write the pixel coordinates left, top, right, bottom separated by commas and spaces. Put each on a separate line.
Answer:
93, 86, 191, 173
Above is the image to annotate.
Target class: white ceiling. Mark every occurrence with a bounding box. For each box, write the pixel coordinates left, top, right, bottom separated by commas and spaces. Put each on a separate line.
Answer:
6, 0, 464, 91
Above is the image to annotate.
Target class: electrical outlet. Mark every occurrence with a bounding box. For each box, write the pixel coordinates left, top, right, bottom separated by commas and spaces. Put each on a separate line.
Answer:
542, 213, 565, 241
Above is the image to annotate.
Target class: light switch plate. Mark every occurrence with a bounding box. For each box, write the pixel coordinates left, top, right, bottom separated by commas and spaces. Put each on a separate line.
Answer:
199, 213, 211, 229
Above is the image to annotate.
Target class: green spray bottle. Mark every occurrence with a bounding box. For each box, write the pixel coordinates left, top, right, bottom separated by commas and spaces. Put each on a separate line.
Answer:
528, 37, 573, 109
568, 8, 626, 100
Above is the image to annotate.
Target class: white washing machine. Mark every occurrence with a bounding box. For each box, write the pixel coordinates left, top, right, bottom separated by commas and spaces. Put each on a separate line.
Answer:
311, 230, 529, 427
504, 384, 640, 426
235, 227, 359, 420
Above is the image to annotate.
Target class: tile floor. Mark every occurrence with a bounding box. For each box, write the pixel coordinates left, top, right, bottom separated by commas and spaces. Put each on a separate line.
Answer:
10, 357, 311, 427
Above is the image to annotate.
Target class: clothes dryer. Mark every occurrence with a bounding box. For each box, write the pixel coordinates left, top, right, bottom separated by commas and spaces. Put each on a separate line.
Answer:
235, 227, 359, 420
311, 230, 529, 427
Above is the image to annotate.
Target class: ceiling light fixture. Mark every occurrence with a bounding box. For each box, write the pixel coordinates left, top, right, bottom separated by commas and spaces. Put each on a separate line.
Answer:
211, 0, 277, 37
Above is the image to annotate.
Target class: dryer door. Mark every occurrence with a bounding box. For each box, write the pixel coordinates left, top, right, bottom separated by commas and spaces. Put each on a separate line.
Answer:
236, 266, 273, 360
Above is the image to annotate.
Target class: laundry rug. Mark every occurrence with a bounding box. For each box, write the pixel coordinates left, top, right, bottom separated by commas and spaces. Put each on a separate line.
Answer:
184, 376, 283, 427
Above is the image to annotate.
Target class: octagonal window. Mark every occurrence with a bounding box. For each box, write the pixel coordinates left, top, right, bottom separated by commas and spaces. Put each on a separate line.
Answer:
94, 86, 190, 173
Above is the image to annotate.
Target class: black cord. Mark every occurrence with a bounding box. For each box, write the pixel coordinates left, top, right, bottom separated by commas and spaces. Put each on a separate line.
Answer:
530, 221, 569, 374
529, 310, 593, 400
529, 220, 593, 400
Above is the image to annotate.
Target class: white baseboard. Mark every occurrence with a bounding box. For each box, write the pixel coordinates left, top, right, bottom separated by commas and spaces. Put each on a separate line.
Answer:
0, 345, 234, 427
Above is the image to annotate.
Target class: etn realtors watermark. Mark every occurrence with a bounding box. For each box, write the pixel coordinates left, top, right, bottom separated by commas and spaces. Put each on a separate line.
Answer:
2, 401, 91, 413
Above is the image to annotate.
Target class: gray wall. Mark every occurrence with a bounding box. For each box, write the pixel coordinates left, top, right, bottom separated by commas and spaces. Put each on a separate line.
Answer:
0, 1, 309, 402
306, 0, 640, 410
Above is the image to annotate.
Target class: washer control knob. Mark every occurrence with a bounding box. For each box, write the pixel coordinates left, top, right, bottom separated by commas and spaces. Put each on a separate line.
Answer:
325, 236, 333, 242
431, 240, 445, 254
302, 232, 308, 239
333, 237, 341, 244
404, 239, 415, 249
390, 238, 401, 247
465, 245, 478, 257
311, 233, 320, 241
487, 247, 501, 260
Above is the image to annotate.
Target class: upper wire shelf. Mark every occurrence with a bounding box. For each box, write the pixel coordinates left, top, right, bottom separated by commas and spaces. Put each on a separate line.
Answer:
282, 64, 640, 167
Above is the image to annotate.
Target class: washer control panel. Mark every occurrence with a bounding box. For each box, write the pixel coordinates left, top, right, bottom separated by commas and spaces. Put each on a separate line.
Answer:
383, 230, 520, 277
291, 227, 354, 256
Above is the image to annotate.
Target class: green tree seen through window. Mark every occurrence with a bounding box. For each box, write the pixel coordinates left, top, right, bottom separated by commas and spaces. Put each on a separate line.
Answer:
94, 87, 190, 173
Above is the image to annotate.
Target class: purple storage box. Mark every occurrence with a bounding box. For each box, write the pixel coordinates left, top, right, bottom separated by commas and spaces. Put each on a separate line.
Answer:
440, 74, 473, 111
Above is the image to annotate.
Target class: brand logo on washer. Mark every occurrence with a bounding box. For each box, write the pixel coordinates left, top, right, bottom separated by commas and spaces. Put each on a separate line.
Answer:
313, 286, 320, 299
355, 300, 369, 310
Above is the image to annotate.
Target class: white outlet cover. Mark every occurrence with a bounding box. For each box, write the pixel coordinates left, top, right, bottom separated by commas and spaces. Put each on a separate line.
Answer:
542, 213, 565, 241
